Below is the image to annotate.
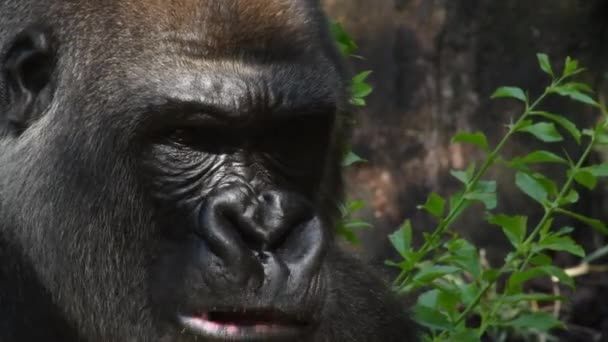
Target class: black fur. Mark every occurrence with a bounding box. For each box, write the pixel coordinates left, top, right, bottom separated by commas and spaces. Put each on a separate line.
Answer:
0, 1, 418, 341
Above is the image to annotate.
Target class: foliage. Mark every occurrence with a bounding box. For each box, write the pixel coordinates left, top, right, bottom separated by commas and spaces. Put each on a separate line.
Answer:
387, 54, 608, 341
332, 22, 374, 244
334, 21, 608, 341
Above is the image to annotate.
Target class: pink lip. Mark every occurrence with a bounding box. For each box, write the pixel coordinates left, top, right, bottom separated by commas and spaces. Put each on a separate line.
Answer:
178, 313, 307, 340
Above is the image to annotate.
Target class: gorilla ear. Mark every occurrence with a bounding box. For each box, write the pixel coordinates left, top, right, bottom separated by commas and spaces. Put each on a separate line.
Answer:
2, 25, 56, 134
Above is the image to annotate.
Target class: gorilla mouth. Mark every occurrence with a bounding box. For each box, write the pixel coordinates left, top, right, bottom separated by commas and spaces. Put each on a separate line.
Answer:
179, 309, 310, 340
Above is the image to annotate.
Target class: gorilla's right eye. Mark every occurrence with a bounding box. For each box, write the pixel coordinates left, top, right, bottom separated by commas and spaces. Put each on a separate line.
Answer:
167, 125, 241, 154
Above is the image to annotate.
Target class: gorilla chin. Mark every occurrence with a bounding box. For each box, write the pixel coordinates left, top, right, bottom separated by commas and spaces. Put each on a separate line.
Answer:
0, 1, 418, 341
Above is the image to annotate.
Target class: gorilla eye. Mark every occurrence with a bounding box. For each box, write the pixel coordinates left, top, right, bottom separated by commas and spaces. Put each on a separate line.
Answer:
2, 25, 56, 133
169, 124, 241, 154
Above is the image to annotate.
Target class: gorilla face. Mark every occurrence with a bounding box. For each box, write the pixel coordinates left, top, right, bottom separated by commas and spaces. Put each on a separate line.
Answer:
0, 1, 416, 342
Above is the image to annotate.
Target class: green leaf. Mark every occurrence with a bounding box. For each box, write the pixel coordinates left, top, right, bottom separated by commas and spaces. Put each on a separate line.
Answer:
501, 293, 563, 304
450, 170, 469, 184
503, 312, 564, 332
529, 253, 553, 266
582, 163, 608, 177
515, 171, 548, 204
595, 133, 608, 145
552, 85, 600, 107
342, 151, 367, 167
515, 119, 533, 131
537, 235, 585, 257
517, 122, 563, 142
449, 330, 480, 342
344, 200, 366, 213
448, 191, 472, 218
491, 86, 527, 102
350, 97, 366, 106
537, 53, 554, 77
483, 269, 500, 282
511, 150, 567, 165
474, 180, 497, 193
531, 111, 581, 144
418, 192, 446, 218
336, 226, 359, 244
532, 173, 559, 197
463, 180, 497, 209
352, 70, 372, 84
412, 265, 460, 284
573, 169, 598, 190
343, 220, 373, 230
443, 239, 482, 278
508, 266, 574, 293
557, 209, 608, 235
559, 189, 580, 205
562, 82, 594, 94
331, 22, 358, 56
350, 85, 373, 100
540, 265, 575, 287
450, 163, 476, 185
464, 191, 497, 210
452, 131, 489, 151
416, 289, 440, 308
563, 56, 579, 77
389, 220, 413, 259
584, 245, 608, 263
413, 304, 453, 331
489, 214, 527, 248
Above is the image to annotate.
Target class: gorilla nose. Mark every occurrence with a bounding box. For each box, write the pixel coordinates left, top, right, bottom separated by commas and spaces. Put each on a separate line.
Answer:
198, 186, 325, 288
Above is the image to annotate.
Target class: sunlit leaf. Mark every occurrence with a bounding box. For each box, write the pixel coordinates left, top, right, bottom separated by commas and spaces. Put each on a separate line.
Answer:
552, 85, 600, 107
536, 53, 554, 78
531, 111, 581, 144
537, 235, 585, 257
491, 86, 527, 102
418, 192, 446, 218
517, 122, 563, 142
563, 56, 581, 77
558, 209, 608, 235
582, 163, 608, 177
489, 214, 527, 248
389, 220, 414, 259
558, 189, 579, 205
515, 171, 548, 204
452, 131, 489, 151
573, 169, 597, 190
503, 312, 564, 332
511, 150, 567, 165
342, 151, 367, 167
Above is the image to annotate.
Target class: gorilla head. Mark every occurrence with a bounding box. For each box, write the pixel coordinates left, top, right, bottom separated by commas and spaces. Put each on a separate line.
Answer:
0, 1, 416, 341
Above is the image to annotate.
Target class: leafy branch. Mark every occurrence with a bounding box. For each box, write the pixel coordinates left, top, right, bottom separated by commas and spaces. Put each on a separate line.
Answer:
388, 54, 608, 341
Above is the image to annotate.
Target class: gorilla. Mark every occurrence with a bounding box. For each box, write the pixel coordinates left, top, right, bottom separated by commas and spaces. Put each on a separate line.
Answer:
0, 0, 417, 341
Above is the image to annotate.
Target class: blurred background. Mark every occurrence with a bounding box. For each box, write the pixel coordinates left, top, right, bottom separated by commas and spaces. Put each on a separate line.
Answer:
323, 0, 608, 338
323, 0, 608, 264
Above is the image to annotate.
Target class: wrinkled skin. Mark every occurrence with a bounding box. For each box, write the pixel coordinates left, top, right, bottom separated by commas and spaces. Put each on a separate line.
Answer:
0, 1, 417, 341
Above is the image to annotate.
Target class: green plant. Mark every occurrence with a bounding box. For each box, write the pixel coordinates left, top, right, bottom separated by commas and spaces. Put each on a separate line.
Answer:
331, 22, 374, 244
387, 54, 608, 341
